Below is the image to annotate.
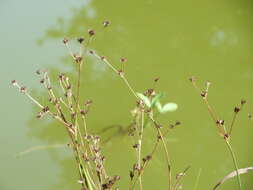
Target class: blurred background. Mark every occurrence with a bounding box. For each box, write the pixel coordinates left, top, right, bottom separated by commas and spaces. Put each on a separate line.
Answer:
1, 0, 253, 189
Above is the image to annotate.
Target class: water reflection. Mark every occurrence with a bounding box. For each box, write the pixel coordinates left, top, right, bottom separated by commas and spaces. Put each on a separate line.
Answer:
24, 0, 253, 190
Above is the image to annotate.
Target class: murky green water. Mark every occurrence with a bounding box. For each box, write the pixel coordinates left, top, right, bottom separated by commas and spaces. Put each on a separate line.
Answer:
1, 0, 253, 189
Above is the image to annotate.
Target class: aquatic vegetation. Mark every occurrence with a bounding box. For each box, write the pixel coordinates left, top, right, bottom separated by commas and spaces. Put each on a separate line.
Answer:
11, 21, 252, 190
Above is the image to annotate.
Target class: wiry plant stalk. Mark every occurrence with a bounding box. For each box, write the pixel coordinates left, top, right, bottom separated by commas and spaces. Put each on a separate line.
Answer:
225, 140, 242, 190
190, 77, 244, 190
92, 51, 176, 190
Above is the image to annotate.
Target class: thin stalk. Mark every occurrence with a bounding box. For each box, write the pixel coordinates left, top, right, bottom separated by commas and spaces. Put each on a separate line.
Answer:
93, 52, 138, 99
138, 111, 144, 190
225, 140, 242, 190
149, 117, 172, 190
131, 139, 159, 190
172, 166, 191, 190
229, 113, 237, 135
158, 128, 172, 190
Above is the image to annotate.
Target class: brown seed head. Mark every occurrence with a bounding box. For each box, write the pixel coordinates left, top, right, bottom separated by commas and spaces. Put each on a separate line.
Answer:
80, 109, 88, 116
88, 29, 95, 36
42, 106, 49, 113
100, 56, 106, 61
118, 70, 124, 77
58, 73, 65, 80
130, 171, 134, 180
224, 133, 229, 140
189, 76, 196, 82
120, 57, 127, 63
85, 99, 93, 106
103, 20, 111, 27
75, 55, 83, 63
40, 79, 45, 84
216, 120, 225, 125
241, 99, 246, 105
11, 80, 17, 86
154, 77, 160, 82
20, 86, 27, 93
234, 107, 240, 113
175, 121, 181, 126
62, 38, 68, 44
200, 91, 207, 98
77, 37, 84, 44
113, 175, 120, 181
36, 70, 42, 75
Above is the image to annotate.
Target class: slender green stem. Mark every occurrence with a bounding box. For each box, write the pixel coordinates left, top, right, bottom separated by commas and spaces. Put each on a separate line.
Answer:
225, 140, 242, 190
138, 111, 144, 190
149, 117, 172, 190
229, 113, 237, 135
93, 52, 138, 99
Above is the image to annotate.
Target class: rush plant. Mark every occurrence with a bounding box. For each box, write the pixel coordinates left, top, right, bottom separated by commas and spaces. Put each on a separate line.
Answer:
11, 21, 252, 190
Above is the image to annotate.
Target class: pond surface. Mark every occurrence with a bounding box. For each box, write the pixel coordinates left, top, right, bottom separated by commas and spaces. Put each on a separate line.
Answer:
1, 0, 253, 189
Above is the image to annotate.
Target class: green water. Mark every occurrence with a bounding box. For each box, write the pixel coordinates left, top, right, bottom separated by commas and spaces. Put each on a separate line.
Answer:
1, 0, 253, 189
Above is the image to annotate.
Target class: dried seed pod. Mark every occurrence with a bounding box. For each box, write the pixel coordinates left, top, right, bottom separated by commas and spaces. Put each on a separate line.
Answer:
132, 144, 139, 149
88, 29, 95, 36
40, 79, 45, 84
103, 20, 110, 27
77, 37, 84, 44
42, 106, 49, 113
146, 155, 152, 161
154, 77, 160, 82
129, 171, 134, 180
118, 70, 124, 77
11, 80, 17, 86
155, 123, 162, 129
189, 76, 196, 82
85, 99, 93, 106
224, 133, 229, 140
80, 109, 88, 116
234, 107, 240, 113
200, 91, 207, 98
120, 57, 127, 63
102, 183, 109, 190
75, 55, 83, 63
20, 86, 27, 93
59, 73, 65, 80
36, 70, 42, 75
241, 99, 246, 105
216, 120, 225, 125
175, 121, 181, 126
63, 38, 69, 44
100, 56, 106, 61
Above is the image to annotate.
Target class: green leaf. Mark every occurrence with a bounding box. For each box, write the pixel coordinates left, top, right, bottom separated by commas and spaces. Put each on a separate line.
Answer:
155, 101, 163, 113
136, 93, 151, 107
161, 103, 178, 113
151, 92, 164, 107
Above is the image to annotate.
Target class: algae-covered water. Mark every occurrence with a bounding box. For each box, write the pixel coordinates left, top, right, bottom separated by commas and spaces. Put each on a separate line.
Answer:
1, 0, 253, 189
